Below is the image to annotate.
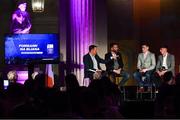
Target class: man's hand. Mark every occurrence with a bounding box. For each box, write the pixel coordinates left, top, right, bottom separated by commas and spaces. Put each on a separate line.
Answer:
96, 69, 102, 74
111, 53, 119, 60
157, 70, 167, 76
15, 26, 31, 34
157, 71, 161, 76
96, 69, 102, 72
113, 56, 117, 60
113, 68, 121, 74
22, 26, 31, 33
161, 70, 167, 76
111, 56, 117, 60
93, 69, 102, 80
140, 68, 148, 73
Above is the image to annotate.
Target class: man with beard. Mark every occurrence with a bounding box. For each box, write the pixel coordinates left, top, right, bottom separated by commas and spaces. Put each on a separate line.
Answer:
105, 43, 129, 86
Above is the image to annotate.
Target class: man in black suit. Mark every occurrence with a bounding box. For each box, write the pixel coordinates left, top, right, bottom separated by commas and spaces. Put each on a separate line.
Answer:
83, 45, 105, 81
105, 43, 129, 86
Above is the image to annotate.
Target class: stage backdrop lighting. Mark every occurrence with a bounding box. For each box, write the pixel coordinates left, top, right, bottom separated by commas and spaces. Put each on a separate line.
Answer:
32, 0, 45, 12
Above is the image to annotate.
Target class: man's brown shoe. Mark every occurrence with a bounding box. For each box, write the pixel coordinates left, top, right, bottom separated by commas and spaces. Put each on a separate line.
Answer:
137, 87, 144, 93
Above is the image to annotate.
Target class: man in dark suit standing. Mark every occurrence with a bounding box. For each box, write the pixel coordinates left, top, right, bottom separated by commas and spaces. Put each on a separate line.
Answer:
105, 43, 129, 86
154, 45, 175, 87
83, 45, 105, 81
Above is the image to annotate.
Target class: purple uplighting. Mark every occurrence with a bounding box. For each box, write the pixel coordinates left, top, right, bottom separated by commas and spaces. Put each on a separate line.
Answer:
70, 0, 95, 85
16, 71, 28, 84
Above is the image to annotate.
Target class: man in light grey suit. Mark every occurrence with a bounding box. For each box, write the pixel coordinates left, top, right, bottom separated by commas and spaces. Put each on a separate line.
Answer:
133, 43, 156, 92
154, 45, 175, 86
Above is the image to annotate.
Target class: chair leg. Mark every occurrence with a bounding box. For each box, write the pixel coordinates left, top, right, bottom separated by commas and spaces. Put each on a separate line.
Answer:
123, 86, 126, 101
136, 86, 142, 100
136, 86, 138, 100
154, 85, 157, 99
152, 83, 157, 100
150, 85, 153, 99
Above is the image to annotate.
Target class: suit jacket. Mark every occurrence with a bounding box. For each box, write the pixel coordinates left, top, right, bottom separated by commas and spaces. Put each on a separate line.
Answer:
137, 52, 156, 71
156, 53, 175, 75
105, 52, 124, 72
83, 53, 105, 79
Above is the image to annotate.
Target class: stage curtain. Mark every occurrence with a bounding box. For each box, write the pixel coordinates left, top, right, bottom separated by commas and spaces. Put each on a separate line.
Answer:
68, 0, 95, 85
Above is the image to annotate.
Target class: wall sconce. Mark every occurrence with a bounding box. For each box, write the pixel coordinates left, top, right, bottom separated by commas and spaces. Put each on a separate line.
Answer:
32, 0, 45, 12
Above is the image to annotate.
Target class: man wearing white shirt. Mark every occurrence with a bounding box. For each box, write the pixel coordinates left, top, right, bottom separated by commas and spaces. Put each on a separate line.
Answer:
83, 45, 105, 81
162, 53, 168, 69
89, 53, 98, 70
155, 45, 175, 87
133, 43, 156, 92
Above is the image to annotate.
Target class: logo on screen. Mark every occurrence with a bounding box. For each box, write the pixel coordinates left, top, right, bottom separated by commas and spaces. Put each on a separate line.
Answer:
47, 44, 54, 54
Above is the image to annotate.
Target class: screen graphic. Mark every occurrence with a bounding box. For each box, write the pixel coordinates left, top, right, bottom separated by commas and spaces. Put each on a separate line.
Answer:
5, 34, 59, 64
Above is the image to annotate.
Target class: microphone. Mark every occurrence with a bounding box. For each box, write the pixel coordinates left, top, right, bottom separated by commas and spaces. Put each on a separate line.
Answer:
111, 54, 119, 60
